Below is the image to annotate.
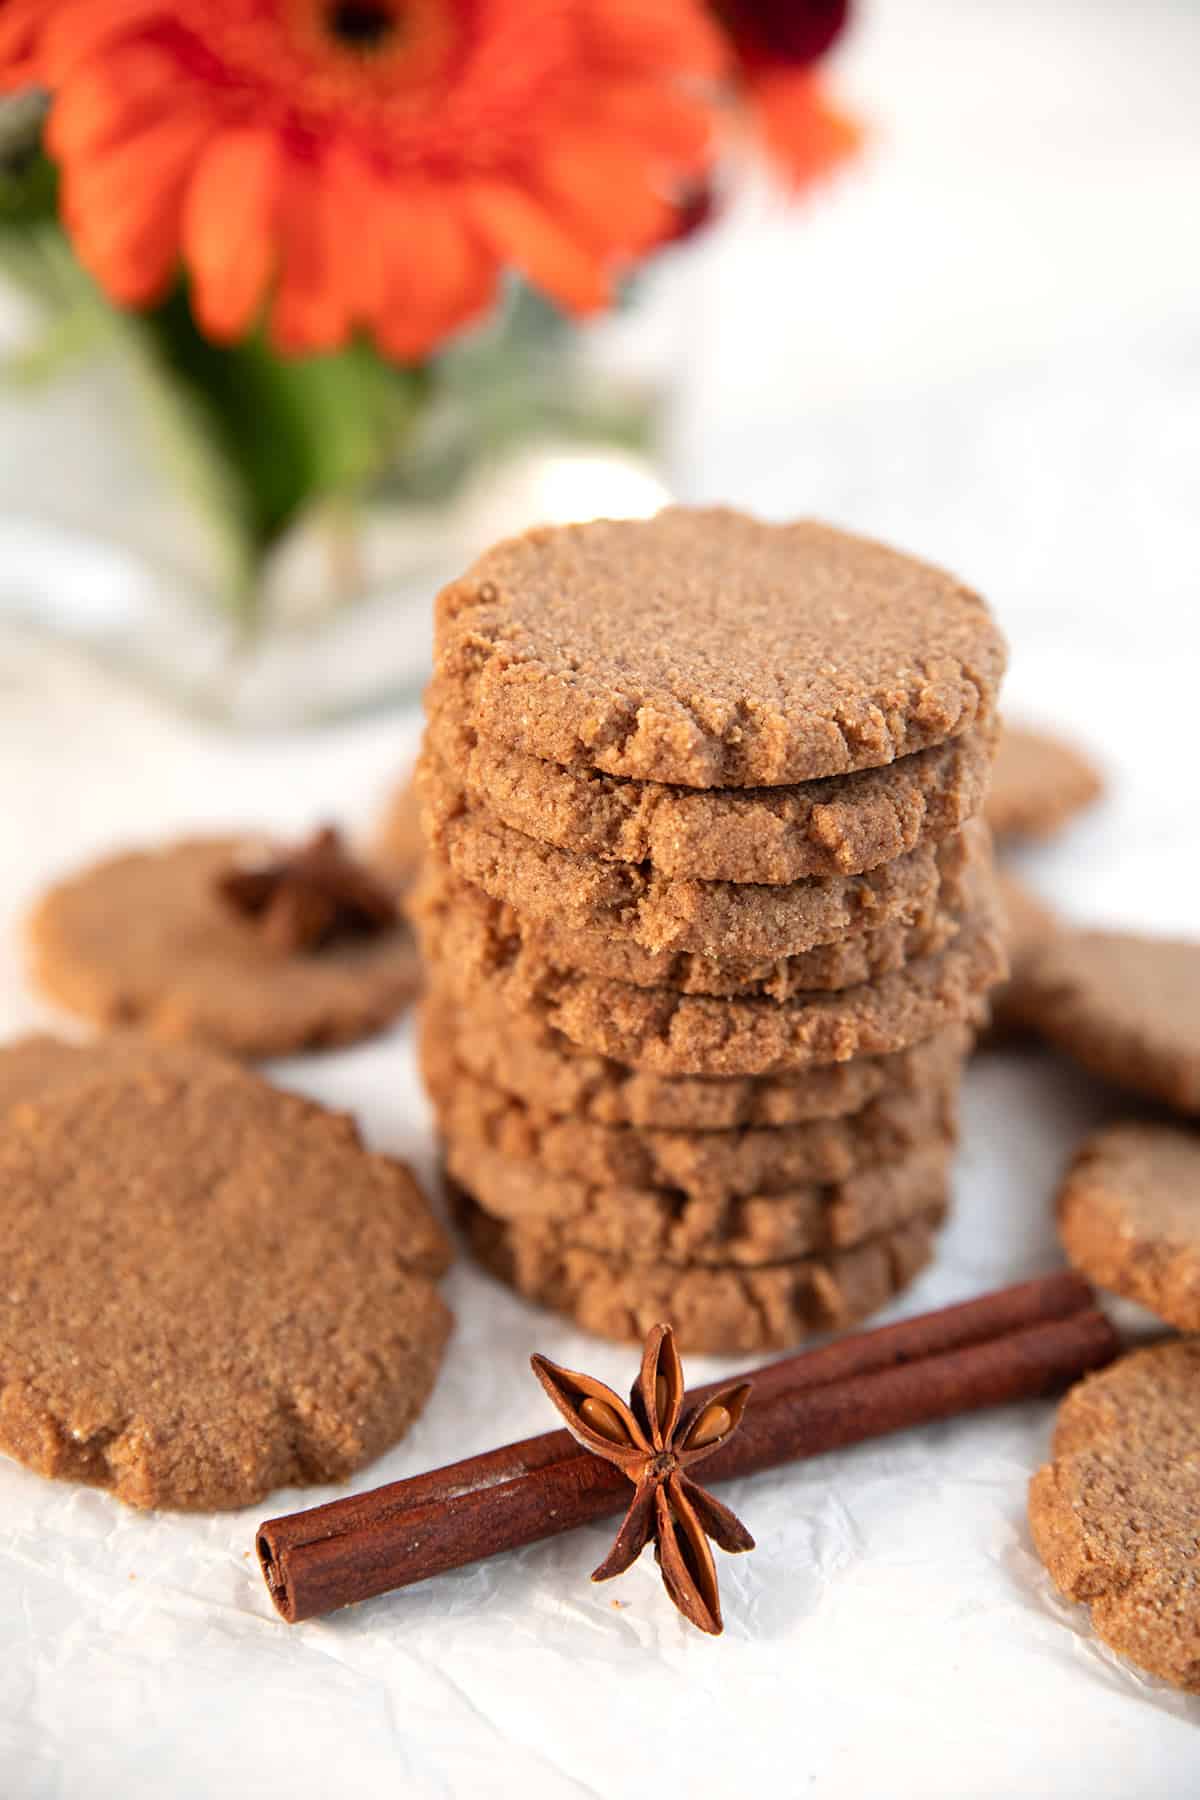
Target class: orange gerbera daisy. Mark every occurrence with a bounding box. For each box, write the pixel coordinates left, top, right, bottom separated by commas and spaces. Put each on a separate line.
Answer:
0, 0, 726, 356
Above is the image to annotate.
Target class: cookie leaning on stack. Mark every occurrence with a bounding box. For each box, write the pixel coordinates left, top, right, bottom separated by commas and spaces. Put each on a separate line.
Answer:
412, 508, 1009, 1351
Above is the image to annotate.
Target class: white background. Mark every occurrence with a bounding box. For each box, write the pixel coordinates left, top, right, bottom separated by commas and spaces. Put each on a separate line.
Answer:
2, 2, 1199, 1794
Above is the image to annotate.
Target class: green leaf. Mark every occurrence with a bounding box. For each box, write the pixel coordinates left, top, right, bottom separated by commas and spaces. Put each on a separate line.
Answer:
141, 291, 428, 557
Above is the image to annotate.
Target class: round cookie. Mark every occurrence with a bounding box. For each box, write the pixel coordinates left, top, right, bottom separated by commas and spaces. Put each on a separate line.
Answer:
413, 826, 983, 999
1021, 930, 1200, 1115
427, 989, 973, 1131
1028, 1340, 1200, 1691
418, 763, 951, 959
453, 1186, 941, 1352
445, 1133, 952, 1264
416, 885, 1006, 1077
425, 684, 996, 883
29, 837, 423, 1058
435, 509, 1005, 788
0, 1041, 452, 1510
422, 1028, 960, 1199
986, 724, 1103, 843
1057, 1123, 1200, 1328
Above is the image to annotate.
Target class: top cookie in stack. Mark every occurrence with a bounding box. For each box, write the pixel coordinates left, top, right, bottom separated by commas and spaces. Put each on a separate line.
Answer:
413, 508, 1009, 1351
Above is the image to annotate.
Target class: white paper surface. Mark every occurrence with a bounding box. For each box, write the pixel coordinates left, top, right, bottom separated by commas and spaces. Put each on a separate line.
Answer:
3, 3, 1200, 1792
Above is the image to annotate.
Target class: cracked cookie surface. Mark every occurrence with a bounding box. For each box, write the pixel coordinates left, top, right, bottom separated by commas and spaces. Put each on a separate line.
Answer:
1029, 1340, 1200, 1691
435, 509, 1005, 787
0, 1038, 452, 1510
29, 837, 421, 1058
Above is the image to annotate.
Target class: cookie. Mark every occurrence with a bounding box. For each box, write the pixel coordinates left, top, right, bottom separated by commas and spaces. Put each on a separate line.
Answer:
454, 1186, 941, 1351
422, 1028, 960, 1199
1028, 1340, 1200, 1691
986, 871, 1060, 1039
371, 773, 423, 888
0, 1040, 452, 1510
412, 826, 983, 999
28, 837, 423, 1058
1057, 1123, 1200, 1329
445, 1130, 953, 1264
435, 509, 1005, 787
428, 988, 973, 1130
425, 684, 996, 883
1021, 930, 1200, 1115
417, 885, 1005, 1077
418, 762, 951, 959
986, 724, 1103, 843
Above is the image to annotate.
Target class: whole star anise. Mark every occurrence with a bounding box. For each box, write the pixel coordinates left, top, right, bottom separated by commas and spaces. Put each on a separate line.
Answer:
531, 1324, 754, 1635
217, 826, 397, 955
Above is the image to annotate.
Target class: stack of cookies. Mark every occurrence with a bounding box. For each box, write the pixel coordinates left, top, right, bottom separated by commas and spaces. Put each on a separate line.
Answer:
412, 509, 1009, 1352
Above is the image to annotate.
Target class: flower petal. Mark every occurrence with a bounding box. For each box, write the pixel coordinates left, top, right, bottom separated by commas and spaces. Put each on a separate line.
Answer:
367, 182, 496, 361
43, 0, 170, 87
591, 1478, 658, 1582
677, 1475, 756, 1556
580, 0, 728, 81
63, 109, 212, 306
536, 134, 673, 258
48, 41, 179, 161
269, 156, 353, 356
530, 1351, 650, 1468
655, 1476, 723, 1635
183, 127, 281, 343
466, 179, 609, 316
745, 69, 863, 192
0, 0, 52, 88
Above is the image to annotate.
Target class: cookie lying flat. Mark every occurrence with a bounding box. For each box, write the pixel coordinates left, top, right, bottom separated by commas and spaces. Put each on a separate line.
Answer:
446, 1132, 952, 1265
1058, 1123, 1200, 1328
29, 837, 422, 1058
418, 890, 1005, 1077
420, 759, 951, 960
1028, 1340, 1200, 1691
435, 509, 1005, 788
423, 1030, 959, 1199
0, 1040, 452, 1510
412, 825, 984, 999
429, 989, 972, 1131
454, 1187, 941, 1352
1021, 930, 1200, 1114
986, 724, 1103, 843
425, 684, 995, 883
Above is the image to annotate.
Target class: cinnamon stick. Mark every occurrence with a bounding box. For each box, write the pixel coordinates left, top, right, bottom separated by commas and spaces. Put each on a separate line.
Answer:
257, 1272, 1118, 1624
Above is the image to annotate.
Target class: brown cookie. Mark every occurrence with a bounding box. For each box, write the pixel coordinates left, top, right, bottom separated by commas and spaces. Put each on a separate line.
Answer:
1021, 930, 1200, 1114
987, 724, 1103, 843
445, 1130, 953, 1264
371, 772, 423, 888
418, 762, 953, 959
422, 1026, 960, 1199
427, 988, 973, 1131
0, 1039, 452, 1510
425, 682, 996, 883
417, 883, 1005, 1077
454, 1186, 941, 1351
986, 871, 1061, 1039
1028, 1340, 1200, 1691
28, 837, 423, 1058
435, 509, 1005, 788
412, 824, 983, 999
1057, 1123, 1200, 1328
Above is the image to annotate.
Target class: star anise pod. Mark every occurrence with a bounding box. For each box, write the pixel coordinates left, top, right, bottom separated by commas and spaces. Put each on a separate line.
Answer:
217, 826, 397, 955
531, 1323, 754, 1635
